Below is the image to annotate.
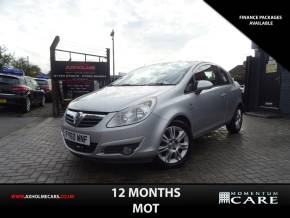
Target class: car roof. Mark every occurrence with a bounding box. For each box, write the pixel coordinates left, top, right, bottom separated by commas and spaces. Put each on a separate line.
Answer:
0, 73, 21, 79
139, 61, 212, 69
150, 61, 216, 67
24, 76, 33, 79
34, 78, 48, 81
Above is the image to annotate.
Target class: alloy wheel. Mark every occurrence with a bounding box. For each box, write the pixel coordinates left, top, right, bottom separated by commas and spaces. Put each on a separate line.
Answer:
26, 97, 31, 112
158, 125, 189, 164
41, 95, 45, 106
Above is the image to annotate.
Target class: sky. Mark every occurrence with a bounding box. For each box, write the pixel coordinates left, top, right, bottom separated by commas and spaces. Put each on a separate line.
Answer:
0, 0, 254, 74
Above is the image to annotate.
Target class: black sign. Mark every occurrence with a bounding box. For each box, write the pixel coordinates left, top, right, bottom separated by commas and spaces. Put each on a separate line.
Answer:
0, 184, 288, 214
53, 61, 109, 80
62, 79, 95, 99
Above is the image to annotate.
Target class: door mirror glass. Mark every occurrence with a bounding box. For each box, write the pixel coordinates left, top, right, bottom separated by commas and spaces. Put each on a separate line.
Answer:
195, 80, 213, 94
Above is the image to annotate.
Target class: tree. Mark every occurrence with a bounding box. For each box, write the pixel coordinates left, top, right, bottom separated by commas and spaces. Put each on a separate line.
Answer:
12, 57, 28, 71
26, 65, 41, 77
12, 58, 41, 77
1, 45, 42, 77
0, 45, 14, 68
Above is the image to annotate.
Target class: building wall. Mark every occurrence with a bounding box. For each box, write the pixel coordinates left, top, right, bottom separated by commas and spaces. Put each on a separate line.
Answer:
280, 67, 290, 114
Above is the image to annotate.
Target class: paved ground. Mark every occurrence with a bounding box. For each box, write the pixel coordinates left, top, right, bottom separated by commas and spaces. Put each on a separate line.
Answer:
0, 103, 52, 138
0, 113, 290, 183
0, 103, 53, 117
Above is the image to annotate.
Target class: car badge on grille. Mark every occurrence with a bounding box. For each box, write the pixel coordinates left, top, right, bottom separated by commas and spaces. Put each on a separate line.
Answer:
73, 112, 83, 126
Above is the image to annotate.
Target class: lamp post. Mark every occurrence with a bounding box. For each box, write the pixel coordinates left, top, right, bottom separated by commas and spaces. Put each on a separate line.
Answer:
110, 29, 115, 80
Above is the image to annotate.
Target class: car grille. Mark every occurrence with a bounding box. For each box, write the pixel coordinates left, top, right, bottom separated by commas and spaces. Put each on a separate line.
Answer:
65, 110, 108, 128
77, 115, 103, 127
65, 113, 74, 125
65, 139, 97, 153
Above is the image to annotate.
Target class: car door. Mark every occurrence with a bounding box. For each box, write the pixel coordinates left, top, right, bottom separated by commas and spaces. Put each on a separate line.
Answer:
219, 68, 242, 121
31, 79, 43, 103
218, 67, 236, 122
191, 64, 226, 136
24, 77, 37, 104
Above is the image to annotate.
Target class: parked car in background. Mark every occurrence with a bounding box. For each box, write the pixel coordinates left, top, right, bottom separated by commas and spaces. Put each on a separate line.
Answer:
0, 73, 45, 112
62, 61, 243, 168
34, 78, 52, 101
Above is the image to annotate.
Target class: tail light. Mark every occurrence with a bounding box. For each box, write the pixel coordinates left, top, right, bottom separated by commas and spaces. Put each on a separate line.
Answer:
43, 85, 50, 92
12, 85, 29, 93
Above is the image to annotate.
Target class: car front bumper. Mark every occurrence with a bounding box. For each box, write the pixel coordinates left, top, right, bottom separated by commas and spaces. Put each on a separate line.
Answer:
61, 112, 169, 160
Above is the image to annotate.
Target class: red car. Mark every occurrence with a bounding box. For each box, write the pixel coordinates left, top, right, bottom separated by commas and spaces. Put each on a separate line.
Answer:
34, 78, 52, 101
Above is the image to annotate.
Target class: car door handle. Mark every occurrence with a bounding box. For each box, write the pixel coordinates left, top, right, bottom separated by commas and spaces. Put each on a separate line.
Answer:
220, 93, 227, 97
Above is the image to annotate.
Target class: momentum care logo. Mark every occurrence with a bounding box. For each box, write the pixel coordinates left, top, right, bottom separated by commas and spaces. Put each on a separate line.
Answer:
218, 191, 278, 205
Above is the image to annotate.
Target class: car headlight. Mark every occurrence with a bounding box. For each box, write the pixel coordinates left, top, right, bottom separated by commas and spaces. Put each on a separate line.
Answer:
107, 98, 156, 128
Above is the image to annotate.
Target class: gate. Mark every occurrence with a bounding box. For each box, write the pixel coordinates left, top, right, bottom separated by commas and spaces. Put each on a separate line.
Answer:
244, 49, 281, 113
50, 36, 110, 117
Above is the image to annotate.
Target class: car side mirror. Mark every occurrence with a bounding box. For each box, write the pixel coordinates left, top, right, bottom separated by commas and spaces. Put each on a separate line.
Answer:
195, 80, 213, 94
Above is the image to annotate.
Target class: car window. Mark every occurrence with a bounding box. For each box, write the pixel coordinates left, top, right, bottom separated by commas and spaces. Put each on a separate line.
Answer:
111, 62, 192, 86
24, 78, 30, 87
25, 77, 33, 88
31, 79, 39, 89
194, 65, 220, 86
19, 77, 25, 85
184, 75, 195, 93
0, 75, 20, 85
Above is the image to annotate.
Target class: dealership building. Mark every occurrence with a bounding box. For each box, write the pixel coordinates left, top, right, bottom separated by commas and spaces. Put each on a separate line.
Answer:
244, 44, 290, 115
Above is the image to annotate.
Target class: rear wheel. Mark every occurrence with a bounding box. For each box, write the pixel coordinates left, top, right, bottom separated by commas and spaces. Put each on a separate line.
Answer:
22, 96, 31, 113
156, 120, 193, 168
40, 95, 45, 106
226, 106, 243, 134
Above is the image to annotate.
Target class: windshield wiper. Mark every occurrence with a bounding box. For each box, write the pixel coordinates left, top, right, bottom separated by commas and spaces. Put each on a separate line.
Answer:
145, 83, 175, 86
110, 83, 175, 86
111, 84, 143, 86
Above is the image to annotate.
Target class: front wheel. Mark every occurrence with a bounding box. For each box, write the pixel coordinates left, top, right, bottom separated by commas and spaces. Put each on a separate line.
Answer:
156, 120, 193, 168
226, 107, 243, 134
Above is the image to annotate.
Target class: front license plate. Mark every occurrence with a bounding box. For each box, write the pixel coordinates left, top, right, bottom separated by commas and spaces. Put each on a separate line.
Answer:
0, 99, 7, 104
63, 129, 90, 146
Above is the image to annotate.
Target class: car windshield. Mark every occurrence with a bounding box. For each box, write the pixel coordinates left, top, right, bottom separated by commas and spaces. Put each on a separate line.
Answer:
111, 62, 192, 86
0, 75, 19, 85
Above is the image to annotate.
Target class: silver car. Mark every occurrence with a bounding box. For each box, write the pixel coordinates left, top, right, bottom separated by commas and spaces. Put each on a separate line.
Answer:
61, 61, 243, 168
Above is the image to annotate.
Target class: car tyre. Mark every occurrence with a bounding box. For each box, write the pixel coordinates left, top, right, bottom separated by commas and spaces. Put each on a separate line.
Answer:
40, 95, 45, 107
69, 151, 84, 159
69, 151, 96, 163
22, 96, 31, 113
155, 120, 193, 169
226, 106, 243, 134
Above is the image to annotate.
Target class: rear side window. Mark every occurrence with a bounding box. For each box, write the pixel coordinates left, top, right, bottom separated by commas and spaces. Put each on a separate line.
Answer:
0, 75, 20, 85
24, 77, 32, 88
31, 79, 38, 89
